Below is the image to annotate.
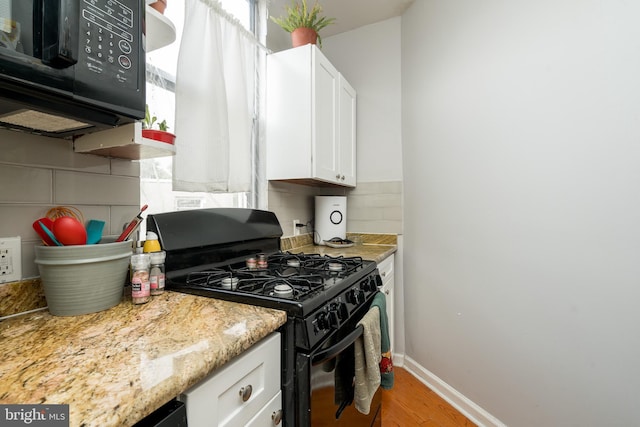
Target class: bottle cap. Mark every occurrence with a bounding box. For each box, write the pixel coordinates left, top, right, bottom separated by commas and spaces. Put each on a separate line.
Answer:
143, 231, 161, 253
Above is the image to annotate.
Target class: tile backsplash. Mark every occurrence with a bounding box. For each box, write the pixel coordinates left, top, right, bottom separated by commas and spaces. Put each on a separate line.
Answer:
0, 130, 141, 283
268, 180, 403, 237
346, 181, 403, 234
268, 181, 345, 236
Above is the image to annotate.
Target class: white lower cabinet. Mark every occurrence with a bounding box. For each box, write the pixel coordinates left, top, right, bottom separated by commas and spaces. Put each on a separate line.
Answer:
180, 332, 282, 426
246, 391, 283, 427
377, 255, 395, 355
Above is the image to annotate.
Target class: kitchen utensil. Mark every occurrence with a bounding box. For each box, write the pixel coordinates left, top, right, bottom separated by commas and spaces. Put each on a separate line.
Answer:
53, 216, 87, 245
86, 220, 105, 244
116, 204, 148, 242
35, 220, 63, 246
32, 218, 57, 246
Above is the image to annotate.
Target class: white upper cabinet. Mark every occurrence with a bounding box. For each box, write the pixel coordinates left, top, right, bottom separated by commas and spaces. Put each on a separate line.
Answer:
267, 44, 356, 187
338, 75, 356, 186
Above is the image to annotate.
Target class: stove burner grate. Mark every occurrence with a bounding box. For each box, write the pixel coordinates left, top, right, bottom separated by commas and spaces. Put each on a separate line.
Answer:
186, 269, 232, 288
182, 267, 326, 300
300, 255, 365, 276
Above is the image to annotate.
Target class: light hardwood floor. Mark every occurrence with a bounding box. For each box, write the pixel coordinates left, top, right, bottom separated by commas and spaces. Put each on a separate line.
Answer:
381, 367, 476, 426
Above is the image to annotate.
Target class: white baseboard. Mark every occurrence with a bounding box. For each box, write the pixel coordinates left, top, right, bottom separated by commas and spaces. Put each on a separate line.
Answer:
392, 351, 405, 367
402, 356, 506, 427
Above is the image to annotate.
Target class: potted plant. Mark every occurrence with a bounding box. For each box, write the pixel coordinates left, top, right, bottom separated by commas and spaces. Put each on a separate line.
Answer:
270, 0, 335, 48
141, 104, 176, 145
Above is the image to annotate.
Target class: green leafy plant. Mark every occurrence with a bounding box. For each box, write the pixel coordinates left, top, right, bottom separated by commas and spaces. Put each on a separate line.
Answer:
142, 104, 156, 130
270, 0, 335, 47
143, 104, 170, 132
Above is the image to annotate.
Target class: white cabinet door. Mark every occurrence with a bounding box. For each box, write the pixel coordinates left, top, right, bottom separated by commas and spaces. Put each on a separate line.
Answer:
338, 76, 357, 186
312, 50, 339, 184
180, 333, 281, 427
266, 44, 356, 187
265, 45, 312, 181
245, 391, 283, 427
378, 255, 395, 355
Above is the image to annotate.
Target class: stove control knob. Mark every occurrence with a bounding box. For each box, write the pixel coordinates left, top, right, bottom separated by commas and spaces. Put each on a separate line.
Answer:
328, 310, 340, 329
315, 312, 328, 331
360, 278, 375, 292
346, 289, 356, 304
355, 290, 364, 304
337, 302, 348, 320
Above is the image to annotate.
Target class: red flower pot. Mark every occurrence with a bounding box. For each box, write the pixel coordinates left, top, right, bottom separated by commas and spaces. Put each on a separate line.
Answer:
142, 129, 176, 145
291, 27, 318, 48
149, 0, 167, 14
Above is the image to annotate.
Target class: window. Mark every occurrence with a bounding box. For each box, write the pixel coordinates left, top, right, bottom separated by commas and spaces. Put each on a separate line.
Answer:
141, 0, 258, 215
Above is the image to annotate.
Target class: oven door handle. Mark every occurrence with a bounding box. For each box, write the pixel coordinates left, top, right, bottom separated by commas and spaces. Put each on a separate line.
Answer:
312, 325, 364, 366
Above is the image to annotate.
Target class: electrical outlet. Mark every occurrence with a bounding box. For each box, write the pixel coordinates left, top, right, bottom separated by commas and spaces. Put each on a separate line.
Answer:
293, 220, 301, 236
0, 236, 21, 283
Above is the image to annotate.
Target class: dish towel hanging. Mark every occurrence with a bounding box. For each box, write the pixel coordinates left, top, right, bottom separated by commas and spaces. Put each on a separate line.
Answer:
354, 305, 381, 415
371, 291, 394, 389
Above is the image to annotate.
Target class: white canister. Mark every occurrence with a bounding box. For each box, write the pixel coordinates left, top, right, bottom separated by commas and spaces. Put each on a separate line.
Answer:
314, 196, 347, 245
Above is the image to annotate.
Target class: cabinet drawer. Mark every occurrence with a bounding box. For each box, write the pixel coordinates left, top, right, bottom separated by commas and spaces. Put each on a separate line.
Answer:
246, 391, 283, 427
181, 332, 281, 427
377, 254, 394, 283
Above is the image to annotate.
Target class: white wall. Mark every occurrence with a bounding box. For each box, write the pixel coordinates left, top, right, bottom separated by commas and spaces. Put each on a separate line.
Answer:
323, 18, 403, 183
402, 0, 640, 425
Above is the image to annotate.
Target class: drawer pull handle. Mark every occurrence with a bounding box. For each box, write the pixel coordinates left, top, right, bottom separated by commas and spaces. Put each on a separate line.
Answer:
272, 409, 283, 425
385, 289, 390, 295
239, 385, 253, 402
381, 272, 386, 277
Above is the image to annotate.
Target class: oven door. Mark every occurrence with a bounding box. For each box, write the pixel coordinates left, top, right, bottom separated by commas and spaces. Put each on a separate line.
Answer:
297, 314, 382, 426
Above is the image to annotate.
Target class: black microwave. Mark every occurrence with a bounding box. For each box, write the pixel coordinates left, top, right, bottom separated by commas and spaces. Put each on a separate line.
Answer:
0, 0, 145, 139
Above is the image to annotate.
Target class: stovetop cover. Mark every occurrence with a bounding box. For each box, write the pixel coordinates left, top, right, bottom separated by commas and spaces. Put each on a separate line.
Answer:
147, 208, 283, 276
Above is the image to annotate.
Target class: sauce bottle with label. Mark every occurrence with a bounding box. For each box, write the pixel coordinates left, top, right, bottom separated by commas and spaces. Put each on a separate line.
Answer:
149, 251, 166, 296
131, 253, 151, 304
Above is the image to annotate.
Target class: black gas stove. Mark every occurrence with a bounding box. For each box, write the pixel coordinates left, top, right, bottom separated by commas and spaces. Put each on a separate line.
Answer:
147, 208, 383, 426
166, 251, 379, 350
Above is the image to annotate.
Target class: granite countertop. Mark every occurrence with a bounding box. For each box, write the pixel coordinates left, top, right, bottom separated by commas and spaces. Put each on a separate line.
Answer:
281, 233, 398, 263
290, 243, 396, 264
0, 292, 286, 427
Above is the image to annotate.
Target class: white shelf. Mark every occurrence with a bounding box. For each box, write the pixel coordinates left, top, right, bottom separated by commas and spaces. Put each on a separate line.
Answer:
146, 5, 176, 52
73, 7, 176, 160
74, 122, 176, 160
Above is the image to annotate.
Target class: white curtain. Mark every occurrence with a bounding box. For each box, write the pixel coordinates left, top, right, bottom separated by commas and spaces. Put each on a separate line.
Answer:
173, 0, 259, 193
